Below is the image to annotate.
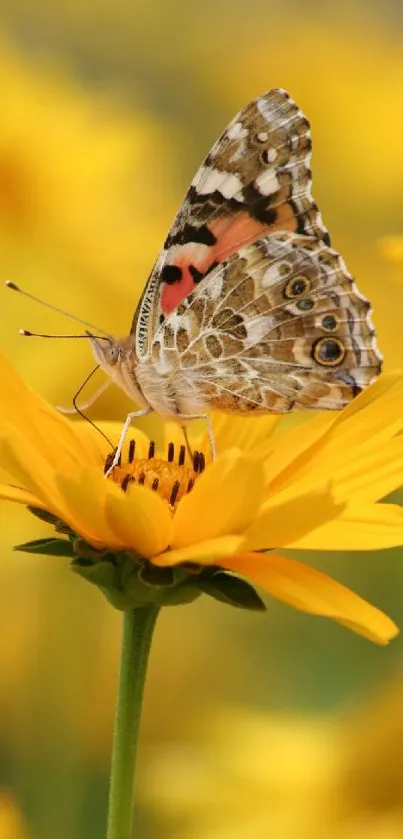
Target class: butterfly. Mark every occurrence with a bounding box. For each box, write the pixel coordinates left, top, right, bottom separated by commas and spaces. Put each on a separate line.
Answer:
90, 88, 382, 465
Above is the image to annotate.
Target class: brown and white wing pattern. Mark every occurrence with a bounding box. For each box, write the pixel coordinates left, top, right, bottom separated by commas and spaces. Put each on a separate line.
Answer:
148, 233, 381, 413
132, 89, 329, 358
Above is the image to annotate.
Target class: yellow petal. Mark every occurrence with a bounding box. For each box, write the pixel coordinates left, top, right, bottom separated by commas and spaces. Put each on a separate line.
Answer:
265, 373, 403, 494
0, 431, 71, 522
55, 470, 124, 549
287, 503, 403, 551
0, 483, 43, 507
269, 437, 403, 506
328, 387, 403, 450
105, 483, 172, 558
334, 370, 403, 420
260, 413, 336, 491
243, 486, 344, 550
196, 412, 280, 462
328, 437, 403, 503
154, 535, 245, 567
0, 352, 97, 470
172, 450, 266, 549
219, 552, 398, 644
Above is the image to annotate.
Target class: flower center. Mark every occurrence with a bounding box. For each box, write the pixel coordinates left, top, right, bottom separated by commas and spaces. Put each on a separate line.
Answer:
105, 440, 205, 506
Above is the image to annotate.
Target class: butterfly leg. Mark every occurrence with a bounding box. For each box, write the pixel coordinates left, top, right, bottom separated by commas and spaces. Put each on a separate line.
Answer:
181, 425, 194, 461
179, 414, 217, 461
56, 379, 111, 414
105, 407, 152, 477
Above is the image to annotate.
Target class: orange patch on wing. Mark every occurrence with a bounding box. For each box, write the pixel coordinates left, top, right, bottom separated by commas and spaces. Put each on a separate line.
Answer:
161, 203, 298, 315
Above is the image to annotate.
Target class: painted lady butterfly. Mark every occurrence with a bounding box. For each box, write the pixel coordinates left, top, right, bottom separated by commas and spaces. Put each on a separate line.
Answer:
90, 89, 382, 463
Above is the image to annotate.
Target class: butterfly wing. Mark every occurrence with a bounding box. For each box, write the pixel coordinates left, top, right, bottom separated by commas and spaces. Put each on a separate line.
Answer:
149, 233, 381, 412
131, 87, 381, 414
132, 88, 329, 358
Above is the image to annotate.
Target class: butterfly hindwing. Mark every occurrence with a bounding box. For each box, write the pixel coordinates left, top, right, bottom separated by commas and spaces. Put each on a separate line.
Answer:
149, 233, 381, 412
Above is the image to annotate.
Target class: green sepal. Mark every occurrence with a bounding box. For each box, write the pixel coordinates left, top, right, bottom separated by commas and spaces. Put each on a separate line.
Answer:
20, 514, 265, 614
14, 537, 75, 557
198, 570, 266, 611
28, 507, 74, 536
27, 506, 59, 525
70, 551, 202, 610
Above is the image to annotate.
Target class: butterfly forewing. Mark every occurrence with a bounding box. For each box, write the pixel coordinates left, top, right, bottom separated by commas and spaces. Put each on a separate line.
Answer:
133, 89, 328, 354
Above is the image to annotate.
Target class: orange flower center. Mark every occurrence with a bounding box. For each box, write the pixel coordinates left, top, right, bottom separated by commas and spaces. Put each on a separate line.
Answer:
105, 439, 205, 506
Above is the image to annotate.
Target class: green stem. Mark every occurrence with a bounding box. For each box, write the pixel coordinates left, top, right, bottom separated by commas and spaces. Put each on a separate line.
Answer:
106, 606, 159, 839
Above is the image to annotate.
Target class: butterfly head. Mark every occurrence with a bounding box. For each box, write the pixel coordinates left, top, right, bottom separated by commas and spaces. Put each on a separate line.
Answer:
88, 332, 143, 400
89, 333, 124, 369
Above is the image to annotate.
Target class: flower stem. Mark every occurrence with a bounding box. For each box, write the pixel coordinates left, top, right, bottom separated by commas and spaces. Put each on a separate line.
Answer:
106, 606, 159, 839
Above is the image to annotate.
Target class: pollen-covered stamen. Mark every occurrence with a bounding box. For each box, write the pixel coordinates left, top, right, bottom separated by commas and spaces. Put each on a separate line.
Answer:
128, 439, 136, 463
170, 480, 180, 506
106, 440, 206, 507
121, 473, 135, 492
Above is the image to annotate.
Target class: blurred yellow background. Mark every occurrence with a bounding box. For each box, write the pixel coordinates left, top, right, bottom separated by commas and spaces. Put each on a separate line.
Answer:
0, 2, 403, 837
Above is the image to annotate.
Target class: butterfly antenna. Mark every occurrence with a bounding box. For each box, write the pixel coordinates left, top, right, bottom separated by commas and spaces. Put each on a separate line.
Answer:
6, 281, 111, 338
19, 329, 108, 340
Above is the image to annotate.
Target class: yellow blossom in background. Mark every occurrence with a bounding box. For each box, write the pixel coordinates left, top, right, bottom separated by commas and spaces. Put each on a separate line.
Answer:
379, 236, 403, 286
141, 685, 403, 839
0, 795, 27, 839
0, 30, 176, 408
1, 351, 403, 643
379, 237, 403, 266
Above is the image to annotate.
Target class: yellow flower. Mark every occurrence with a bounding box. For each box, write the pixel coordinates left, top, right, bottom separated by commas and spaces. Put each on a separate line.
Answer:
0, 793, 27, 839
1, 351, 403, 644
379, 237, 403, 266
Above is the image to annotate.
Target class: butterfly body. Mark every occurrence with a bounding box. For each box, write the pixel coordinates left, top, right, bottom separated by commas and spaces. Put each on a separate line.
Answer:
91, 88, 382, 431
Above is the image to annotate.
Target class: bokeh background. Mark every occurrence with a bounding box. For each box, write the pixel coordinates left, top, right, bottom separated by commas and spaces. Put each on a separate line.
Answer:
0, 2, 403, 837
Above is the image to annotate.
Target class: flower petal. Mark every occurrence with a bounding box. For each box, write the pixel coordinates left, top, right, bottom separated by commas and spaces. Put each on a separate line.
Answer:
55, 470, 124, 548
219, 552, 398, 644
154, 535, 245, 567
260, 413, 336, 490
243, 485, 344, 551
265, 373, 403, 494
172, 450, 266, 549
105, 483, 172, 558
327, 437, 403, 503
0, 352, 98, 470
197, 412, 280, 461
0, 430, 71, 521
0, 483, 43, 507
287, 503, 403, 551
268, 437, 403, 506
334, 370, 403, 420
